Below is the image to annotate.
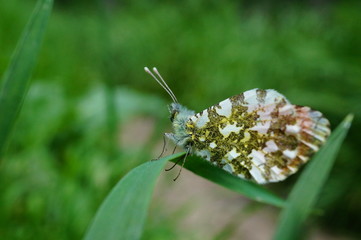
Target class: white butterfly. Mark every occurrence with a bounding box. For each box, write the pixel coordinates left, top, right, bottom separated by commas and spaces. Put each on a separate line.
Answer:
145, 67, 330, 184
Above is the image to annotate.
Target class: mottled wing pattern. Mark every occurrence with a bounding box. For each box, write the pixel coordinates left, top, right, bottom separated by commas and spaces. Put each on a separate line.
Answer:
185, 89, 330, 184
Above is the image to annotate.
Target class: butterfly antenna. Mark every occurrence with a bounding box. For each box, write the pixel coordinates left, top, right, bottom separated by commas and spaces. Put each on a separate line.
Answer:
152, 67, 178, 103
144, 67, 178, 103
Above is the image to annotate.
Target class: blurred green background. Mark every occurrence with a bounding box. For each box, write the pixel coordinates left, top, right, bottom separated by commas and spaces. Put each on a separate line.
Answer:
0, 0, 360, 239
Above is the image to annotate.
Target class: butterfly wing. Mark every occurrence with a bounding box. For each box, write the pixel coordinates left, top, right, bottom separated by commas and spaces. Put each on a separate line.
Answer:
186, 89, 330, 184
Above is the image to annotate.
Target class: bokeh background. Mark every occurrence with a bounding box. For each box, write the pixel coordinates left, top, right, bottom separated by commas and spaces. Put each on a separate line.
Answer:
0, 0, 360, 239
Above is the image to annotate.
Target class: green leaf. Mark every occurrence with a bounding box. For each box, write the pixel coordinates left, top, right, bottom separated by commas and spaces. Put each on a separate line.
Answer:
273, 114, 353, 240
84, 148, 285, 240
84, 152, 184, 240
85, 112, 353, 240
0, 0, 53, 156
179, 155, 285, 208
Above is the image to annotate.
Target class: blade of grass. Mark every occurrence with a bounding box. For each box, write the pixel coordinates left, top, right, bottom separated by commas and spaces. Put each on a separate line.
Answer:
173, 155, 285, 208
273, 114, 353, 240
0, 0, 53, 156
84, 152, 185, 240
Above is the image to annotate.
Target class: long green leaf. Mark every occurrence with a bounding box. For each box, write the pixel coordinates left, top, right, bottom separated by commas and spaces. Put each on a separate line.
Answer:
178, 155, 285, 208
84, 152, 184, 240
273, 114, 353, 240
0, 0, 53, 156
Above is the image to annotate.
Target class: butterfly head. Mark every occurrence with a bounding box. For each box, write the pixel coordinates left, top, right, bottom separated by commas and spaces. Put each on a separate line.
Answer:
166, 102, 194, 147
168, 102, 194, 123
169, 102, 179, 122
145, 67, 195, 147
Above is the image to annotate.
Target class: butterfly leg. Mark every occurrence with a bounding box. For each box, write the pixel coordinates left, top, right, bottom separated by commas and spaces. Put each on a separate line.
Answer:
151, 133, 168, 161
172, 146, 192, 181
172, 144, 178, 154
165, 157, 182, 171
164, 142, 184, 171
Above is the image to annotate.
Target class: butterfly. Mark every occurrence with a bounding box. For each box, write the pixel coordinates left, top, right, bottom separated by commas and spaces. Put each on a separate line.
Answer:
145, 67, 331, 184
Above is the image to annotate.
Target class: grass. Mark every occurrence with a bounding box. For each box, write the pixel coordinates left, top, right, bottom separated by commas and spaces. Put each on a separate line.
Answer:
274, 114, 353, 239
84, 153, 175, 240
175, 155, 286, 208
0, 0, 53, 157
0, 0, 360, 239
84, 115, 352, 240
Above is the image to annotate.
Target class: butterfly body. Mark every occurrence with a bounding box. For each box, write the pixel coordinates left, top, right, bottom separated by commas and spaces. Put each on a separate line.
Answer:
166, 88, 330, 184
144, 67, 330, 184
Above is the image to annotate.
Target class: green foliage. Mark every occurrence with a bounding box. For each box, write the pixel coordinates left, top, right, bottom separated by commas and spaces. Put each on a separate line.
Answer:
84, 151, 285, 239
85, 115, 351, 240
84, 153, 176, 240
0, 0, 53, 156
0, 0, 360, 239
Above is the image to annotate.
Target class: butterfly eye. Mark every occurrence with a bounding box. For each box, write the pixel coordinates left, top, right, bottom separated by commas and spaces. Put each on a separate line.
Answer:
170, 112, 177, 122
